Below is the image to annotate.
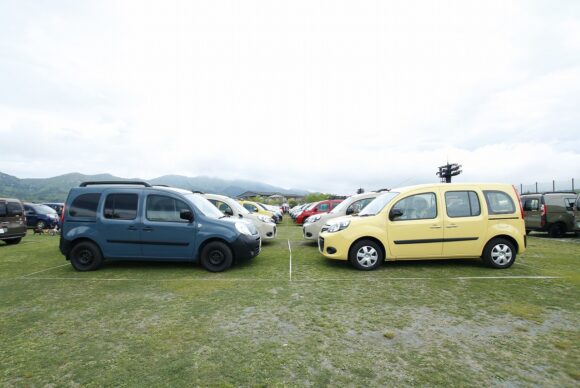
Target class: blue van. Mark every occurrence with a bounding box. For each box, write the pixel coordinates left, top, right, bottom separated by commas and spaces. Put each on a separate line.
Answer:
59, 181, 261, 272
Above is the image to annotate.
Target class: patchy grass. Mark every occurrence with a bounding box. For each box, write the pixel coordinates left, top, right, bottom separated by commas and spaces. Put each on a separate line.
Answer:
0, 219, 579, 386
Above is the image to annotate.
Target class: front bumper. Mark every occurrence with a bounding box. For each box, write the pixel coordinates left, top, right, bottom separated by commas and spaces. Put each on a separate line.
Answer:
303, 221, 323, 240
231, 234, 261, 261
258, 222, 277, 239
318, 232, 350, 261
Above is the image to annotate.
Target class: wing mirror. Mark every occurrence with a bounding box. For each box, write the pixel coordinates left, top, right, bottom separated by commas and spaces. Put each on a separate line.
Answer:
389, 208, 404, 221
224, 208, 234, 216
180, 209, 194, 222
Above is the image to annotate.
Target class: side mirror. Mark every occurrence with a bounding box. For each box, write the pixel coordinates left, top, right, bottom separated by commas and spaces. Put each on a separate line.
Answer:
345, 207, 354, 216
224, 208, 234, 216
389, 208, 404, 221
180, 209, 194, 222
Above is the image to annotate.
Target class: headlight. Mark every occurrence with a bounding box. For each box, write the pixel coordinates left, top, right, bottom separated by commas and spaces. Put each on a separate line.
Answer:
306, 215, 321, 223
257, 215, 272, 223
235, 222, 252, 235
326, 220, 350, 233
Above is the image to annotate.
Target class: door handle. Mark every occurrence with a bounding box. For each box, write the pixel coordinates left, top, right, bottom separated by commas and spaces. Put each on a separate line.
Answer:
446, 224, 458, 228
142, 227, 154, 232
127, 226, 138, 231
429, 225, 441, 229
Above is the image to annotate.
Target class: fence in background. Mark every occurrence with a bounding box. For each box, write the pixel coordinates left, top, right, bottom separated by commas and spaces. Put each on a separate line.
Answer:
518, 178, 578, 194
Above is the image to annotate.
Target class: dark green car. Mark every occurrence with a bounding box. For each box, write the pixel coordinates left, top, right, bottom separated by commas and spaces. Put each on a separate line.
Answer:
0, 198, 27, 245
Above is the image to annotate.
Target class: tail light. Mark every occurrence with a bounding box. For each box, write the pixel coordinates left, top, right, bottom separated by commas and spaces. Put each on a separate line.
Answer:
541, 204, 547, 217
513, 185, 524, 219
60, 204, 66, 225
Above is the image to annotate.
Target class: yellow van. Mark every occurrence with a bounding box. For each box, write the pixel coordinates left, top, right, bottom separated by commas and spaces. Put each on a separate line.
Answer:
318, 183, 526, 270
238, 200, 275, 220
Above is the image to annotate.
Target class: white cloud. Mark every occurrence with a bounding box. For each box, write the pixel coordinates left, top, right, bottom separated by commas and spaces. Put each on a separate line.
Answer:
0, 0, 579, 195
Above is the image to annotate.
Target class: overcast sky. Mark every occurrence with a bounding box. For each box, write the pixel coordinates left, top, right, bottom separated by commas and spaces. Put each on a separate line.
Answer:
1, 0, 579, 195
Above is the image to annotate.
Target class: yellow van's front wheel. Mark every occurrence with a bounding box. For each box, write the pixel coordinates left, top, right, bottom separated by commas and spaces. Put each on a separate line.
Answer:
349, 239, 384, 271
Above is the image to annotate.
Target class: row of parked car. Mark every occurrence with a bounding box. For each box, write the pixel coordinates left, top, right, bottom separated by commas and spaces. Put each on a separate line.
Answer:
2, 182, 579, 273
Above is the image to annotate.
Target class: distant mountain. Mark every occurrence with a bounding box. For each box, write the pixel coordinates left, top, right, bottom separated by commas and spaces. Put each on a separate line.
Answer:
0, 171, 308, 202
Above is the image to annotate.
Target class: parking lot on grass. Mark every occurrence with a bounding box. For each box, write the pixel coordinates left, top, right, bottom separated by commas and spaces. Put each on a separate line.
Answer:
1, 218, 579, 386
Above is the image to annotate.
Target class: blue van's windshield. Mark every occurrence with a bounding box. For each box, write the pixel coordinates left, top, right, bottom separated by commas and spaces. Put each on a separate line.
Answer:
186, 194, 225, 218
358, 192, 399, 216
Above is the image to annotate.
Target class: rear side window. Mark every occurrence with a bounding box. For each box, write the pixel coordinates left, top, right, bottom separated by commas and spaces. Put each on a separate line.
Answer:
523, 198, 540, 211
0, 203, 6, 217
104, 194, 138, 220
445, 191, 481, 217
483, 191, 516, 215
69, 193, 101, 218
146, 195, 190, 223
7, 202, 24, 216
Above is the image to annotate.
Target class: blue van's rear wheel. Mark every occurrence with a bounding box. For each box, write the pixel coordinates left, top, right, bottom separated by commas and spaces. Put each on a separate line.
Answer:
201, 241, 233, 272
70, 241, 103, 271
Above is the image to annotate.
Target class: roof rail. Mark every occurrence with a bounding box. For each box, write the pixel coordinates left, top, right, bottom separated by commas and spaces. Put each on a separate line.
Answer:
376, 188, 391, 192
521, 191, 578, 195
191, 190, 205, 194
79, 181, 152, 187
153, 184, 170, 187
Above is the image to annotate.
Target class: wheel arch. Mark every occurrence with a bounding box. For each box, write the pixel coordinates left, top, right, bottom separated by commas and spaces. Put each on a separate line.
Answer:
483, 234, 519, 255
67, 237, 102, 260
197, 237, 231, 260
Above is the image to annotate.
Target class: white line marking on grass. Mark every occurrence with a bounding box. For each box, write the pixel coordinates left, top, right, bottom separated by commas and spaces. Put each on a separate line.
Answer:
288, 239, 292, 282
16, 275, 562, 283
20, 264, 69, 277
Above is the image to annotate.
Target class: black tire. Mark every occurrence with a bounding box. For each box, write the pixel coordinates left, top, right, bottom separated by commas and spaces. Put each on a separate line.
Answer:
525, 229, 531, 235
349, 239, 384, 271
200, 241, 233, 272
4, 238, 22, 245
548, 223, 565, 238
36, 220, 46, 229
482, 238, 516, 269
70, 241, 103, 271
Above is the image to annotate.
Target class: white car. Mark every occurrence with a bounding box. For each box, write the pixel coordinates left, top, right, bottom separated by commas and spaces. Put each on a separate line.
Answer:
302, 192, 380, 241
204, 194, 277, 240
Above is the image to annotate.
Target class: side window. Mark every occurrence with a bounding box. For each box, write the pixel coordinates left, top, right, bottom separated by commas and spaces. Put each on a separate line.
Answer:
7, 202, 24, 217
69, 193, 101, 218
445, 191, 481, 218
391, 193, 437, 221
564, 198, 575, 210
243, 203, 257, 213
146, 195, 190, 223
318, 203, 329, 212
217, 202, 233, 215
0, 202, 6, 217
523, 198, 539, 211
483, 191, 516, 215
104, 194, 138, 220
347, 198, 374, 215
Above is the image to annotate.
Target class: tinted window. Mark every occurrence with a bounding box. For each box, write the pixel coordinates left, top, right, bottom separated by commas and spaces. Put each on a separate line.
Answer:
318, 203, 329, 212
523, 198, 539, 211
146, 195, 190, 222
392, 193, 437, 220
7, 202, 23, 217
104, 194, 138, 220
0, 203, 6, 217
445, 191, 481, 218
69, 194, 101, 218
483, 191, 516, 215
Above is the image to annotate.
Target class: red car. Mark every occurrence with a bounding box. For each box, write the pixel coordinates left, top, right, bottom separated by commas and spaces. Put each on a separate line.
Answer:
295, 199, 343, 225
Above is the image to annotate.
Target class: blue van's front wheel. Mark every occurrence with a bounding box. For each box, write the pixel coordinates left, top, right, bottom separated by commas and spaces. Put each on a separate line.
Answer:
201, 241, 233, 272
70, 241, 103, 271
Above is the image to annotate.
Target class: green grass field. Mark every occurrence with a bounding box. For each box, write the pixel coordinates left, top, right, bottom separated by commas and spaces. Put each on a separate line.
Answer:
1, 218, 579, 386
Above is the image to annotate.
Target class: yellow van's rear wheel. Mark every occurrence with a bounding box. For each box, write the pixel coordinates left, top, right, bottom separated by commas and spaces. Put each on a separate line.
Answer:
349, 240, 383, 271
482, 238, 516, 269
